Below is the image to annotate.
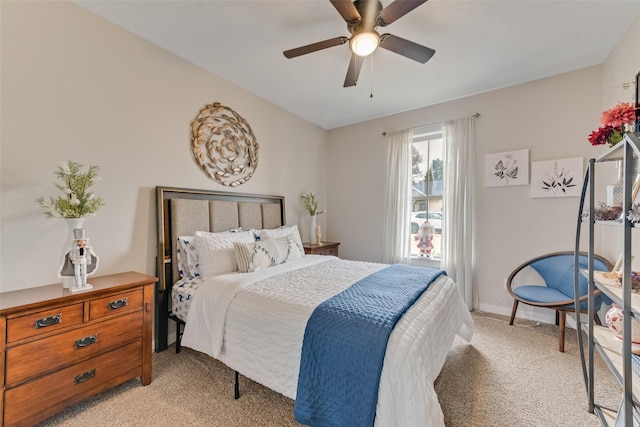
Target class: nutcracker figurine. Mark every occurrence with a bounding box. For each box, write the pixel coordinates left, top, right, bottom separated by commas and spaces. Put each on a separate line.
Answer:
60, 228, 98, 292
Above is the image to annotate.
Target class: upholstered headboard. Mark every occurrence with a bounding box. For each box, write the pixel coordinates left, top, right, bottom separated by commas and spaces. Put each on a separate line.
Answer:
155, 186, 285, 351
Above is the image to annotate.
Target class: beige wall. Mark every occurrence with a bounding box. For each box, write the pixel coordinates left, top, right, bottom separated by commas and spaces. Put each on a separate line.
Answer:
0, 1, 328, 292
602, 14, 640, 109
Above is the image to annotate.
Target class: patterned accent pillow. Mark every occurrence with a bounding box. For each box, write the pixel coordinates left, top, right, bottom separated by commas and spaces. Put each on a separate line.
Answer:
234, 236, 304, 273
194, 229, 256, 279
176, 236, 200, 278
258, 225, 304, 250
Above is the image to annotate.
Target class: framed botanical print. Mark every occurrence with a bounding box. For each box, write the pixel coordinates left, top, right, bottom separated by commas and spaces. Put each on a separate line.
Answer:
485, 149, 529, 187
530, 157, 583, 198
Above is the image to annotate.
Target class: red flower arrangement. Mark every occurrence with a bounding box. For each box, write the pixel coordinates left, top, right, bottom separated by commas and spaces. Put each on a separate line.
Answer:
588, 102, 636, 147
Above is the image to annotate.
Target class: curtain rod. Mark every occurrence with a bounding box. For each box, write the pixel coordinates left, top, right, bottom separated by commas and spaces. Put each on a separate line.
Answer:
381, 112, 480, 136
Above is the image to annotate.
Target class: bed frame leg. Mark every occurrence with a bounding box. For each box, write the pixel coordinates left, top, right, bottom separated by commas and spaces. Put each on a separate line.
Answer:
234, 371, 240, 399
155, 289, 169, 352
175, 320, 182, 354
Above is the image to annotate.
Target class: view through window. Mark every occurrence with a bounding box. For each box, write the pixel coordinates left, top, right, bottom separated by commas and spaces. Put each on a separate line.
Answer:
410, 123, 443, 258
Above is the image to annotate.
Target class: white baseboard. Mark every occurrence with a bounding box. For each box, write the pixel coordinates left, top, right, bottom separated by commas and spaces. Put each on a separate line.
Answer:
475, 302, 566, 327
475, 302, 607, 331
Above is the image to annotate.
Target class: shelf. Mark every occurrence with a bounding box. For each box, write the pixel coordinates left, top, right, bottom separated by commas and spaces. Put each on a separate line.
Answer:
595, 405, 640, 427
591, 271, 640, 317
595, 220, 624, 226
595, 405, 618, 427
595, 133, 640, 162
593, 326, 640, 402
585, 220, 640, 228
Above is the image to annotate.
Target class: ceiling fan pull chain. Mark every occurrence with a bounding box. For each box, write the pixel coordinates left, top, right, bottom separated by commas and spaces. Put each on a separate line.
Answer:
370, 55, 374, 98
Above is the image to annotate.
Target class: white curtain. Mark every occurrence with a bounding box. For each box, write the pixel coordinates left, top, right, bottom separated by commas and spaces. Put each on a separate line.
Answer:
442, 116, 476, 310
382, 129, 413, 264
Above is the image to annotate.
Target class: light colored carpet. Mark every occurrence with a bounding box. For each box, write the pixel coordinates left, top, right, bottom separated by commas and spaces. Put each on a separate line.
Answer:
37, 311, 620, 426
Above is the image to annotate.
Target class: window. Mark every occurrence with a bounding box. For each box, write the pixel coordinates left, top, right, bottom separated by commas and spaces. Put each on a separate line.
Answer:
410, 123, 443, 258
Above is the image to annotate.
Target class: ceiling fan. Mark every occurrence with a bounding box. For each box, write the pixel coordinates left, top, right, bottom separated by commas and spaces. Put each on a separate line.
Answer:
283, 0, 435, 88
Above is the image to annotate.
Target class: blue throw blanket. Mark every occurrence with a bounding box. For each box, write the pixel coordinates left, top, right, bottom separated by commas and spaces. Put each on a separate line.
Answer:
294, 264, 445, 427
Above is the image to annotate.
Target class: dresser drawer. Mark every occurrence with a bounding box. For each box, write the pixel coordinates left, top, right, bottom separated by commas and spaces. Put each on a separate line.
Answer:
90, 289, 142, 320
5, 311, 143, 387
6, 303, 84, 343
314, 245, 338, 256
302, 242, 340, 257
4, 340, 142, 427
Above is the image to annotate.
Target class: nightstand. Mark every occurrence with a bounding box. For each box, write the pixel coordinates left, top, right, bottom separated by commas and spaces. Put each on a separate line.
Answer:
303, 241, 340, 257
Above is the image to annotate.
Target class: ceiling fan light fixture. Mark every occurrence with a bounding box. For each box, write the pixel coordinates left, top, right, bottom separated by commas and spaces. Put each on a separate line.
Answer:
350, 31, 380, 57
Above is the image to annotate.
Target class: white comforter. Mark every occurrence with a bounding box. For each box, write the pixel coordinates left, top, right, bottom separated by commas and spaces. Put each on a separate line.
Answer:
181, 256, 474, 426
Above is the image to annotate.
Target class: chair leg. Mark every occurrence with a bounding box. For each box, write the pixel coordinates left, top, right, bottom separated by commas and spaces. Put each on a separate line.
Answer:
558, 310, 566, 353
509, 300, 519, 325
555, 310, 560, 326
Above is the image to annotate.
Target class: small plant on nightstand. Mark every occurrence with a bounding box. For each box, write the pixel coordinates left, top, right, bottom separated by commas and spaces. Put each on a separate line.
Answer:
301, 192, 325, 244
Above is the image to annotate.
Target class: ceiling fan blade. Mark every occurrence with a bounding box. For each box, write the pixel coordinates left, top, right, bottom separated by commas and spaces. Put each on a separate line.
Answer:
343, 54, 364, 87
283, 36, 348, 59
377, 0, 428, 26
379, 33, 435, 63
329, 0, 361, 24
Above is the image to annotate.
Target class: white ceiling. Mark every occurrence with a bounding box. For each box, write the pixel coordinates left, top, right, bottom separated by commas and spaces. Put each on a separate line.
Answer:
74, 0, 640, 130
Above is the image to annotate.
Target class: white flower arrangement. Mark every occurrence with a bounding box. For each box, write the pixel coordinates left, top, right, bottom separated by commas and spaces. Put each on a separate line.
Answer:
628, 202, 640, 224
301, 192, 325, 216
36, 161, 105, 218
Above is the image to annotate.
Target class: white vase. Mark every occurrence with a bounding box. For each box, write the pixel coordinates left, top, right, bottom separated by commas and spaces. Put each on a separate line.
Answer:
606, 160, 623, 207
60, 218, 85, 287
309, 215, 317, 244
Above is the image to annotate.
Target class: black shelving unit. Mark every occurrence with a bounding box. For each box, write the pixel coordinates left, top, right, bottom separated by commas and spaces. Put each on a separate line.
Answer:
575, 132, 640, 426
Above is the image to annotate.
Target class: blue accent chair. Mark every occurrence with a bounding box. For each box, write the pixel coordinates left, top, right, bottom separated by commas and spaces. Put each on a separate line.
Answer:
507, 251, 612, 352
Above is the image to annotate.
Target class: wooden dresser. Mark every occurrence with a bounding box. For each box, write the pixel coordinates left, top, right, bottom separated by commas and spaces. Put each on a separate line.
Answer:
302, 241, 340, 257
0, 271, 157, 426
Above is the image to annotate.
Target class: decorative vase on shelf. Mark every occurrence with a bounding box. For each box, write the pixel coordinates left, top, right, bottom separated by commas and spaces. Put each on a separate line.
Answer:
309, 215, 317, 244
606, 160, 623, 207
605, 303, 640, 354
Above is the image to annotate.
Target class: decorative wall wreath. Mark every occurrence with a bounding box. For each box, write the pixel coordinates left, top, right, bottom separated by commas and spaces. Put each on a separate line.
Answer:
191, 102, 259, 187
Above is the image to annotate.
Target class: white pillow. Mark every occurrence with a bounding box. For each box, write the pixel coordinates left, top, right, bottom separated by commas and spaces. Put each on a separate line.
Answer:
176, 236, 200, 278
234, 236, 304, 273
258, 225, 304, 250
194, 229, 256, 279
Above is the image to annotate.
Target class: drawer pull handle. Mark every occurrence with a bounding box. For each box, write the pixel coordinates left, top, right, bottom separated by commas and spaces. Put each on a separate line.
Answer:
35, 314, 62, 329
75, 334, 98, 348
74, 369, 96, 384
109, 298, 128, 310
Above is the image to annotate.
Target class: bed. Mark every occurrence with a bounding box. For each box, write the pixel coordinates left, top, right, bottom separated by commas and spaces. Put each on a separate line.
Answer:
154, 186, 474, 426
